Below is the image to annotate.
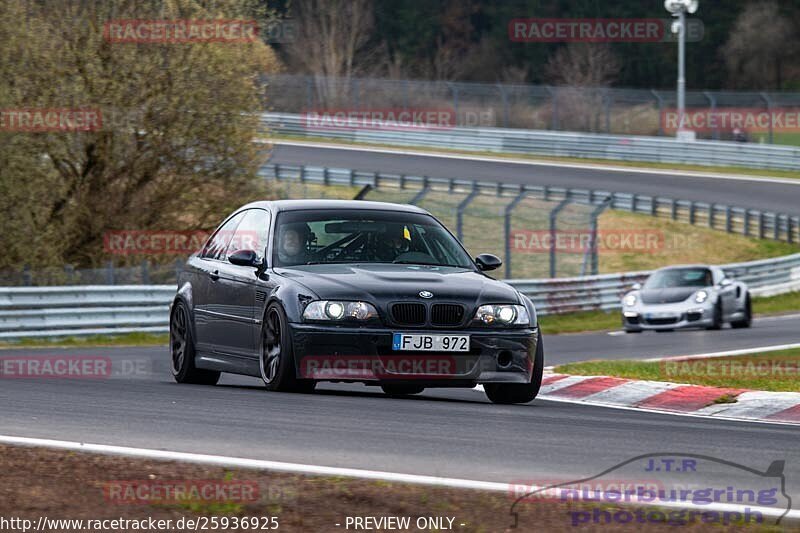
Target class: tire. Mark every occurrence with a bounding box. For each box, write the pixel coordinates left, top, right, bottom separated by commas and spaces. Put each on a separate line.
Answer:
381, 384, 425, 397
731, 293, 752, 329
484, 331, 544, 405
170, 301, 220, 385
624, 328, 642, 334
260, 303, 316, 393
706, 301, 723, 330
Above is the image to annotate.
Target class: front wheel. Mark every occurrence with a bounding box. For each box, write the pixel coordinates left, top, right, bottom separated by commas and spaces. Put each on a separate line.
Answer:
170, 301, 220, 385
260, 303, 316, 393
706, 301, 723, 330
484, 331, 544, 405
731, 294, 752, 329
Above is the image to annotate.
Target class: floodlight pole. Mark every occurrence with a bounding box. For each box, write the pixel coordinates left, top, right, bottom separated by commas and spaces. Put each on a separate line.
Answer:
676, 9, 686, 132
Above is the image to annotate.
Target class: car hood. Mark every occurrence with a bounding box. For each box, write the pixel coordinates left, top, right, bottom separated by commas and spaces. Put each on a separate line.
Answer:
640, 287, 704, 304
275, 263, 521, 306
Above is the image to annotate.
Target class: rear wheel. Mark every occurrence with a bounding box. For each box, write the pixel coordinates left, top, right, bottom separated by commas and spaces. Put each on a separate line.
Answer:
731, 293, 752, 329
484, 331, 544, 405
261, 303, 316, 393
381, 384, 425, 397
170, 301, 220, 385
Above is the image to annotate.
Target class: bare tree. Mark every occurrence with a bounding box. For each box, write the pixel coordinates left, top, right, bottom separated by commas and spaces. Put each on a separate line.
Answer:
543, 44, 620, 133
723, 1, 798, 89
284, 0, 378, 106
544, 43, 620, 87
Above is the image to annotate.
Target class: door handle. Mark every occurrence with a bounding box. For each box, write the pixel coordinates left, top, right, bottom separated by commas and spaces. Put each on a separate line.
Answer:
209, 270, 220, 281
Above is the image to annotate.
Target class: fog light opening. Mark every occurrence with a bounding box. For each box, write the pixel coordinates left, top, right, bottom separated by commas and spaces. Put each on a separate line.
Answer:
497, 351, 513, 369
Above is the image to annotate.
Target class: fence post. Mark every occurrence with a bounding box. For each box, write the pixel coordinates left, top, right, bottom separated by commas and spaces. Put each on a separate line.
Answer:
64, 264, 75, 284
410, 180, 429, 205
703, 91, 718, 141
760, 92, 774, 144
585, 197, 612, 276
504, 191, 528, 279
497, 83, 509, 128
709, 204, 715, 229
759, 211, 765, 239
689, 201, 696, 225
106, 260, 115, 285
23, 264, 32, 286
142, 260, 150, 284
549, 199, 571, 278
651, 89, 664, 136
671, 198, 678, 220
456, 186, 480, 242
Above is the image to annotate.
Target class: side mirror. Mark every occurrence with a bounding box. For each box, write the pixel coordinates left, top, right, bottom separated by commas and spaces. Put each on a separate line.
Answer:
719, 278, 733, 287
475, 253, 502, 271
229, 249, 261, 267
631, 283, 642, 291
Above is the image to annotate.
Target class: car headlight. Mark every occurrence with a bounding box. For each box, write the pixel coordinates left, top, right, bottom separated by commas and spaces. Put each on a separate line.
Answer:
474, 304, 529, 326
694, 290, 709, 303
624, 294, 637, 307
303, 301, 378, 321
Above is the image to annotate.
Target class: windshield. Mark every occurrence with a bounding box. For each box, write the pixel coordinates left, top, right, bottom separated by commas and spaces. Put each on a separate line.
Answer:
644, 268, 713, 289
272, 209, 474, 268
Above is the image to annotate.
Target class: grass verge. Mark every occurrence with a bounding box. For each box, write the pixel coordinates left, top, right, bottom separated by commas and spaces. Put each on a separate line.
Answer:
0, 332, 169, 349
0, 444, 784, 531
555, 348, 800, 393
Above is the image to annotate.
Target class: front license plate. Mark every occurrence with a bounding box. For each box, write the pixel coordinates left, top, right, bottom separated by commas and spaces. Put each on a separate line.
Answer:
392, 333, 470, 352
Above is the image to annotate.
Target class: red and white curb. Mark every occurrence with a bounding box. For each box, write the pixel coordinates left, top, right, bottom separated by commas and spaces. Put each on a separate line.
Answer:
535, 372, 800, 425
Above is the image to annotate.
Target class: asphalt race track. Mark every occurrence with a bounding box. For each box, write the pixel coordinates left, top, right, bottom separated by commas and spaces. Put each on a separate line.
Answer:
269, 143, 800, 216
2, 315, 799, 506
3, 146, 799, 518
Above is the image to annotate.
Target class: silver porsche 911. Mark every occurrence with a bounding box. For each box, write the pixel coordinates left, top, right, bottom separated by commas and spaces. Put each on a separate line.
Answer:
621, 265, 752, 332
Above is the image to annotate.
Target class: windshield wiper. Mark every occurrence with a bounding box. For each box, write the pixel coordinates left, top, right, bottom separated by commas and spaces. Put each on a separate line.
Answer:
391, 260, 457, 267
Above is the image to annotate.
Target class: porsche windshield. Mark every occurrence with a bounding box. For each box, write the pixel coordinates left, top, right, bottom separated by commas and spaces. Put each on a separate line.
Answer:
273, 209, 474, 268
644, 268, 713, 289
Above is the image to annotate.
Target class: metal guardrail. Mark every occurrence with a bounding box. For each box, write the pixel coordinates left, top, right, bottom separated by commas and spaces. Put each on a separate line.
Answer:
260, 113, 800, 172
265, 74, 800, 143
2, 253, 798, 338
260, 163, 800, 245
0, 286, 174, 339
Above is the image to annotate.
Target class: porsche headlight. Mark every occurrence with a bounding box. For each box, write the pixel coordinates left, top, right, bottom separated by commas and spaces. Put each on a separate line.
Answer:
474, 304, 529, 326
624, 294, 637, 307
694, 290, 709, 303
303, 301, 378, 321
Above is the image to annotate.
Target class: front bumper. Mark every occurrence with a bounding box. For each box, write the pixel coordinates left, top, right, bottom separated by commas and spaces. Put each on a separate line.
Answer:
621, 299, 714, 331
288, 323, 538, 385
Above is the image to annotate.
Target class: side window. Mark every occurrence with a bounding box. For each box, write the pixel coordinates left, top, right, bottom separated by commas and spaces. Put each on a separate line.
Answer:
201, 212, 245, 260
225, 209, 271, 260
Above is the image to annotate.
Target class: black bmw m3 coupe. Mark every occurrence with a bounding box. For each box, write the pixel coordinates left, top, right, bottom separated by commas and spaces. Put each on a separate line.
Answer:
170, 199, 543, 404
